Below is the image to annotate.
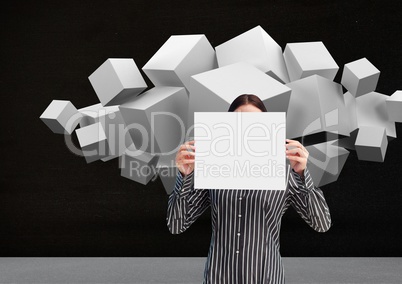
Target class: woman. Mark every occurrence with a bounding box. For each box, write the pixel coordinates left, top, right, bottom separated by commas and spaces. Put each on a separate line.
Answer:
167, 94, 331, 284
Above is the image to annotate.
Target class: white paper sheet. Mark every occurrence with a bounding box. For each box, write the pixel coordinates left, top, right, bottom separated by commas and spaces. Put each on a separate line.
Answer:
194, 112, 286, 190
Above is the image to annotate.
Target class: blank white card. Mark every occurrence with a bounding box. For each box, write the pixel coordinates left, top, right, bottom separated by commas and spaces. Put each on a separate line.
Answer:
194, 112, 286, 190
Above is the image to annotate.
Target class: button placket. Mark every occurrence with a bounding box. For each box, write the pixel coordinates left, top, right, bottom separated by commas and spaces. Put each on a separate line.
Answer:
238, 190, 246, 253
235, 190, 242, 256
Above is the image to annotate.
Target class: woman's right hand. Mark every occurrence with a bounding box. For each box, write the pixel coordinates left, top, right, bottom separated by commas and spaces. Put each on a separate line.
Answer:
176, 140, 196, 177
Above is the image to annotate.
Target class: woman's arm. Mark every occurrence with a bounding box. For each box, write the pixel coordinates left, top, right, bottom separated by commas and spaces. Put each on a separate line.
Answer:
166, 170, 210, 234
286, 167, 332, 232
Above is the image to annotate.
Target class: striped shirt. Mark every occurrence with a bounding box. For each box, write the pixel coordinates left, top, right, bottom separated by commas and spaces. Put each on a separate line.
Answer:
166, 162, 331, 284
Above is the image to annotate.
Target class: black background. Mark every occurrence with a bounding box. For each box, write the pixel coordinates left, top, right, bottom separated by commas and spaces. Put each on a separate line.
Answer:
1, 0, 402, 256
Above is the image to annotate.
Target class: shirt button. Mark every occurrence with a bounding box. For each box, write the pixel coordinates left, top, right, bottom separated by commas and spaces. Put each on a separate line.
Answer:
238, 214, 241, 218
237, 233, 241, 236
239, 197, 242, 200
236, 250, 239, 254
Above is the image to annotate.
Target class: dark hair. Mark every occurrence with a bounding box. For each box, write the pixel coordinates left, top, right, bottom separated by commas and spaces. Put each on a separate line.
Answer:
228, 94, 267, 112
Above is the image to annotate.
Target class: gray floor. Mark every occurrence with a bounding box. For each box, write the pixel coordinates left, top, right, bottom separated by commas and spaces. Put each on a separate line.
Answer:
0, 258, 400, 283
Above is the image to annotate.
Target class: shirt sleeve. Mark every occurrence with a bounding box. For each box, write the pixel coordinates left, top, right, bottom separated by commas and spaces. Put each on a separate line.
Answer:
286, 166, 332, 232
166, 170, 211, 234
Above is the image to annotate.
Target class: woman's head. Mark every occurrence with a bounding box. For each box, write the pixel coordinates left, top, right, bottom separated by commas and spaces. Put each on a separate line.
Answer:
228, 94, 267, 112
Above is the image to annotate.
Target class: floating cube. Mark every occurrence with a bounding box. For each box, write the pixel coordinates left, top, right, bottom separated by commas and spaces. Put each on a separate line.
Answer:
215, 25, 289, 83
78, 103, 133, 161
119, 87, 188, 168
306, 141, 349, 187
75, 122, 111, 163
283, 41, 339, 82
355, 92, 396, 138
332, 129, 358, 151
355, 126, 388, 162
120, 143, 159, 185
341, 58, 380, 98
343, 92, 358, 132
286, 75, 350, 140
142, 35, 217, 92
88, 58, 147, 106
386, 90, 402, 122
187, 62, 291, 137
78, 103, 103, 127
40, 100, 82, 134
156, 163, 180, 195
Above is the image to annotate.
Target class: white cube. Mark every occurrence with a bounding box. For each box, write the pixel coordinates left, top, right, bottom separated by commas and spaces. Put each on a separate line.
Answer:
40, 100, 82, 134
188, 62, 291, 138
78, 103, 133, 161
286, 75, 350, 140
306, 141, 349, 187
284, 41, 339, 82
143, 35, 217, 91
75, 122, 111, 163
215, 25, 289, 83
386, 90, 402, 122
333, 129, 359, 151
78, 103, 104, 127
88, 58, 147, 106
356, 92, 396, 138
341, 58, 380, 97
119, 87, 189, 168
120, 143, 159, 185
355, 125, 388, 162
343, 92, 358, 132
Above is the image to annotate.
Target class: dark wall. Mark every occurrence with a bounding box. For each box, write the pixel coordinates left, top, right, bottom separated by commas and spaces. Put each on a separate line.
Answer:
1, 0, 402, 256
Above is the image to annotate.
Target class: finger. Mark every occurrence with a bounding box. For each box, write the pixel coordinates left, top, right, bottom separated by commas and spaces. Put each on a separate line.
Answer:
285, 140, 303, 148
178, 150, 196, 159
286, 155, 304, 163
178, 152, 195, 160
178, 147, 195, 152
185, 143, 195, 153
177, 145, 195, 153
178, 154, 195, 162
286, 141, 306, 153
286, 148, 304, 157
179, 144, 196, 151
286, 139, 302, 145
177, 159, 195, 164
285, 143, 299, 151
180, 143, 196, 149
181, 151, 195, 156
177, 154, 195, 162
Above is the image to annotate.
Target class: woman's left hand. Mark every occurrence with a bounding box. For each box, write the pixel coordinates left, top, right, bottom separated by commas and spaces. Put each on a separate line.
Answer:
285, 139, 309, 178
